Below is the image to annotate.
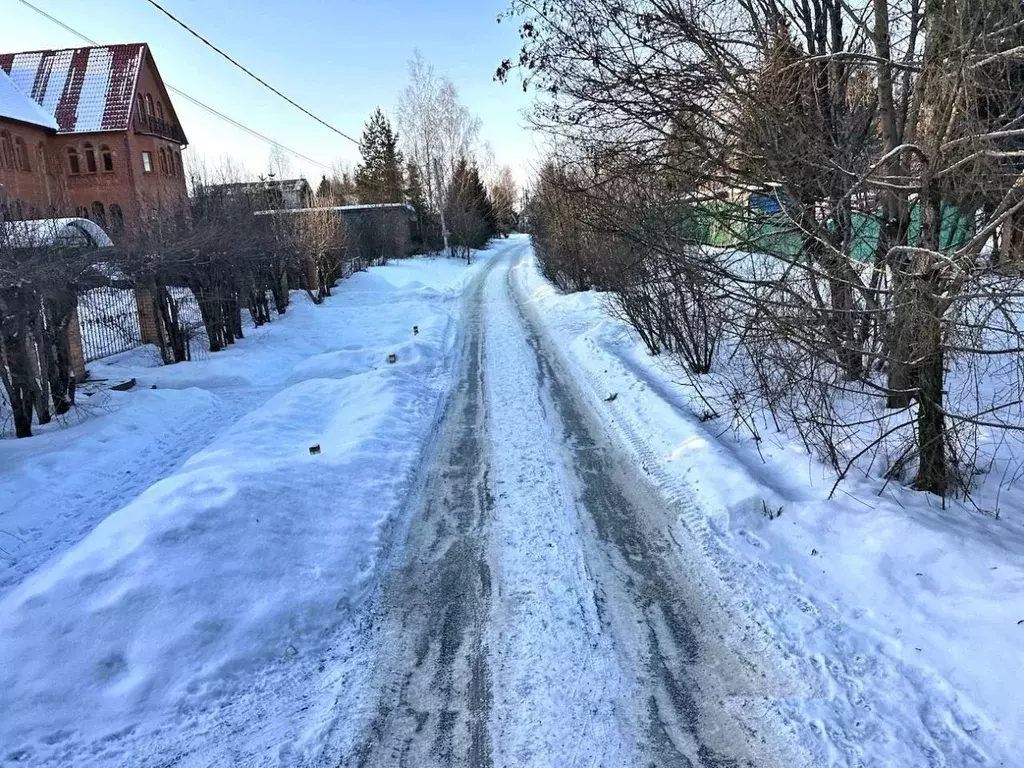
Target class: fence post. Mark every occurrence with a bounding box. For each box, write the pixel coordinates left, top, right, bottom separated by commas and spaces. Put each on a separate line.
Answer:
135, 286, 161, 346
67, 304, 87, 382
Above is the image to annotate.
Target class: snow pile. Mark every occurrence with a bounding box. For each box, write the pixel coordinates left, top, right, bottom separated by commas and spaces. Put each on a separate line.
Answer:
514, 251, 1024, 767
0, 250, 491, 766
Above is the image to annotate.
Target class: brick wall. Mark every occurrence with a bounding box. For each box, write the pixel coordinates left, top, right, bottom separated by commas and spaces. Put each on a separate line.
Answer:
67, 305, 87, 381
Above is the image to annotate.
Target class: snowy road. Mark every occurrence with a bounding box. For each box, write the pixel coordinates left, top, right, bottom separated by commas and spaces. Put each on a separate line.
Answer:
344, 243, 795, 767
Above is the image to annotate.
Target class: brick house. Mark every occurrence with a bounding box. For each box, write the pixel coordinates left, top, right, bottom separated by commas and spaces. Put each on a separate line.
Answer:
0, 43, 188, 242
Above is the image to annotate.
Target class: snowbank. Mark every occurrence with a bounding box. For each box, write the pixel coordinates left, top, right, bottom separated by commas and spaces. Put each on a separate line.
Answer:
514, 251, 1024, 767
0, 250, 493, 766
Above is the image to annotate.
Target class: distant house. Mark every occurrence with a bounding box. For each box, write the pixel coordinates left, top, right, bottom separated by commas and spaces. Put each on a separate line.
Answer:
207, 178, 313, 212
0, 43, 189, 242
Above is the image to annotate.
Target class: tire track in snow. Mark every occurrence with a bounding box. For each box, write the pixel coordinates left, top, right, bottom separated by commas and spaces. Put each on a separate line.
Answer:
505, 254, 794, 767
343, 255, 498, 768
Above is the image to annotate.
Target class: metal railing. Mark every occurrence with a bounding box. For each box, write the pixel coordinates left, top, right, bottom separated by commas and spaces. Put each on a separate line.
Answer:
133, 112, 187, 145
77, 286, 143, 362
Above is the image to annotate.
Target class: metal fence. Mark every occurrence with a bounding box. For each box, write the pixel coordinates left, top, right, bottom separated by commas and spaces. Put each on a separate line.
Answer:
76, 285, 209, 363
77, 286, 143, 362
167, 287, 209, 360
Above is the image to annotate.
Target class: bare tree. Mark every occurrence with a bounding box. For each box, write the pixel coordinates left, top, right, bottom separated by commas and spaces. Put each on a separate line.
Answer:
505, 0, 1024, 498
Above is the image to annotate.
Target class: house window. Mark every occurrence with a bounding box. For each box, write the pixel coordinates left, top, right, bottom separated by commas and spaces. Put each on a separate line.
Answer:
109, 204, 124, 233
158, 148, 167, 175
67, 147, 81, 175
13, 137, 29, 171
75, 206, 88, 218
100, 145, 114, 172
91, 201, 107, 229
174, 151, 183, 177
83, 143, 97, 173
0, 131, 13, 168
142, 151, 153, 173
145, 94, 155, 116
156, 102, 164, 120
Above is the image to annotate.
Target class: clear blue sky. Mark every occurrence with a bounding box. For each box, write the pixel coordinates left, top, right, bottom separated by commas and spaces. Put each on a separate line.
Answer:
2, 0, 540, 184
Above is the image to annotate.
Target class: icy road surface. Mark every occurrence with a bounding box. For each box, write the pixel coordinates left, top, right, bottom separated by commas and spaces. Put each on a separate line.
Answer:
339, 243, 799, 767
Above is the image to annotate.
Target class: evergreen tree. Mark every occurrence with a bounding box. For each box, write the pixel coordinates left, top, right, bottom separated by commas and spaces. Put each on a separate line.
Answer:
405, 161, 440, 252
446, 158, 497, 259
355, 108, 404, 204
317, 174, 334, 203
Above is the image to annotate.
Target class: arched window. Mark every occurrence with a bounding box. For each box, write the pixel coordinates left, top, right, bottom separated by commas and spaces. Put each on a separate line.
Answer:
67, 147, 81, 175
75, 205, 88, 218
0, 131, 13, 169
91, 201, 107, 229
109, 203, 124, 233
145, 94, 155, 116
13, 137, 29, 171
36, 143, 46, 171
156, 102, 164, 120
83, 143, 97, 173
174, 151, 183, 177
160, 148, 170, 174
100, 145, 114, 172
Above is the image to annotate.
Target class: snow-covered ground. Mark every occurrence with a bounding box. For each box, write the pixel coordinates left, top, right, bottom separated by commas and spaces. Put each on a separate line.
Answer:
4, 236, 1019, 767
514, 251, 1023, 767
0, 248, 496, 766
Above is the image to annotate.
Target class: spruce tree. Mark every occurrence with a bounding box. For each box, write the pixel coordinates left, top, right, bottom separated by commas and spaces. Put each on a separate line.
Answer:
355, 108, 404, 204
317, 174, 334, 203
405, 161, 439, 251
446, 158, 497, 257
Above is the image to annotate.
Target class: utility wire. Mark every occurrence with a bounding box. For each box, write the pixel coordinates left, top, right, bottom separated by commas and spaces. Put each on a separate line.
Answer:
142, 0, 359, 145
12, 0, 334, 171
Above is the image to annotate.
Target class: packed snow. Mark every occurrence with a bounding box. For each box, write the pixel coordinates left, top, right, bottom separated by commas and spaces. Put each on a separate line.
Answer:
514, 251, 1024, 767
0, 250, 493, 766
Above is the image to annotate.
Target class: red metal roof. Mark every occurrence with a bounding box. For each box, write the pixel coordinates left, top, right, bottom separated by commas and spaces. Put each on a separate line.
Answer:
0, 44, 146, 134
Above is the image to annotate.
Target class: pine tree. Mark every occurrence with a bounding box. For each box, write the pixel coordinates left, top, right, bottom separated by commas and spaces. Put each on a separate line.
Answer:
355, 108, 404, 204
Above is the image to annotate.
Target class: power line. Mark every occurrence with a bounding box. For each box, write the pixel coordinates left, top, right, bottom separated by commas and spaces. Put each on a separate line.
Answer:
142, 0, 359, 145
12, 0, 334, 171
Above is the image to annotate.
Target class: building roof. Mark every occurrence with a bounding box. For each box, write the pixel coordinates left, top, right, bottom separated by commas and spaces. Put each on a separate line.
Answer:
213, 178, 312, 194
254, 203, 415, 216
0, 44, 146, 134
0, 69, 58, 130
